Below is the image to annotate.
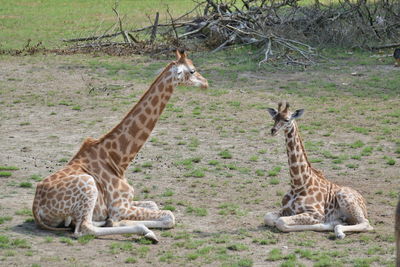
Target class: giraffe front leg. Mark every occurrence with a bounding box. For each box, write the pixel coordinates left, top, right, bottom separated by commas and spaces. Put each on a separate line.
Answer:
78, 219, 159, 243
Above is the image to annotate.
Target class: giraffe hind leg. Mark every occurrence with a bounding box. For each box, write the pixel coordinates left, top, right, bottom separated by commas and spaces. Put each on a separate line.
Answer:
275, 212, 337, 232
334, 190, 373, 239
109, 206, 175, 229
334, 221, 373, 239
131, 201, 159, 210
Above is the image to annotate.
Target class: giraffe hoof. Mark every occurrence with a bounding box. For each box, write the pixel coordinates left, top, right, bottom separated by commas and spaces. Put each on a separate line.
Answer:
144, 232, 159, 244
334, 225, 345, 239
336, 233, 346, 239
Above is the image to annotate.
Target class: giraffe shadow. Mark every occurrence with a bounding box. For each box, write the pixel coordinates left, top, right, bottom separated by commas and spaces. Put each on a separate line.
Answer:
11, 221, 154, 242
11, 221, 75, 238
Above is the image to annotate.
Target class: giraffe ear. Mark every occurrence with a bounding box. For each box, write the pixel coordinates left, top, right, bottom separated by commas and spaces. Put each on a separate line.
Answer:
175, 49, 181, 60
291, 109, 304, 120
267, 108, 278, 117
175, 49, 187, 60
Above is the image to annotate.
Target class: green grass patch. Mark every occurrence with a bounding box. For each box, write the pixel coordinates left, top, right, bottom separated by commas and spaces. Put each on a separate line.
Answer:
0, 166, 19, 170
0, 0, 197, 49
15, 208, 33, 216
0, 216, 12, 224
0, 171, 12, 177
227, 243, 248, 251
19, 182, 33, 188
59, 237, 74, 246
219, 150, 233, 159
218, 203, 246, 216
349, 140, 365, 149
30, 174, 43, 181
186, 206, 208, 216
162, 189, 174, 197
77, 234, 95, 245
0, 235, 31, 249
268, 166, 281, 176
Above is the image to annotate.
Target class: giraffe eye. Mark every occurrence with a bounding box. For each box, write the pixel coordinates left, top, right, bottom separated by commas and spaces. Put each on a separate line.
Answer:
284, 119, 290, 122
190, 69, 196, 74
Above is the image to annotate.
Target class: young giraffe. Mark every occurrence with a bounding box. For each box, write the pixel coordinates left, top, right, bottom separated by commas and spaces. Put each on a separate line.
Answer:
264, 102, 373, 239
32, 50, 208, 243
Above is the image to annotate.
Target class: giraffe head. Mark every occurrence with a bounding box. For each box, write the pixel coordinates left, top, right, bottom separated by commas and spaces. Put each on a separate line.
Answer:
173, 49, 208, 89
267, 102, 304, 136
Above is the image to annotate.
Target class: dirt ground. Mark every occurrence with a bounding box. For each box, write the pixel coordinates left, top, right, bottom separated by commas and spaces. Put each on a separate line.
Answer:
0, 53, 398, 266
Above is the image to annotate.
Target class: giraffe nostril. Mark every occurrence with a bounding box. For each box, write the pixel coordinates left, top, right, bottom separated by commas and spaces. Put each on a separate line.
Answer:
271, 129, 276, 135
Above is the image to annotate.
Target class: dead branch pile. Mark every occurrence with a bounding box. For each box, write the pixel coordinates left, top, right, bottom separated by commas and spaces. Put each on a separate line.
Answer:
63, 0, 400, 65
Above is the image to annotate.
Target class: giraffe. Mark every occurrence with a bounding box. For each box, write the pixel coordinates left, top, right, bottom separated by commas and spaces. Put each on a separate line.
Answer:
264, 102, 373, 239
396, 198, 400, 267
32, 50, 208, 243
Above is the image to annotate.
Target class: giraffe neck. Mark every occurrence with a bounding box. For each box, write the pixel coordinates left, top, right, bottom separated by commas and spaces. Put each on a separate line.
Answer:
71, 62, 178, 177
284, 122, 313, 190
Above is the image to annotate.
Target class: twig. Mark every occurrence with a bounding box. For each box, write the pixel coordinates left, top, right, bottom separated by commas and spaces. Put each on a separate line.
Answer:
167, 7, 179, 42
178, 21, 209, 38
112, 1, 128, 43
150, 12, 160, 44
63, 32, 123, 43
212, 34, 236, 53
370, 43, 400, 50
258, 37, 272, 66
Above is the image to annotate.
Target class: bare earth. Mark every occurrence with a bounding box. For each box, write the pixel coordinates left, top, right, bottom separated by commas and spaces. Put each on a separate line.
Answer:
0, 54, 398, 266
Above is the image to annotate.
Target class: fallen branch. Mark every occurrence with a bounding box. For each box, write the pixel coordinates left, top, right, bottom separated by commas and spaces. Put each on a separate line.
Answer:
370, 42, 400, 50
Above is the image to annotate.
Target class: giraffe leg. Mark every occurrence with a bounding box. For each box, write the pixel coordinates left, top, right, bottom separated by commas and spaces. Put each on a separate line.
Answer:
334, 221, 373, 239
131, 201, 159, 210
77, 220, 158, 243
334, 189, 373, 239
275, 213, 335, 232
109, 206, 175, 229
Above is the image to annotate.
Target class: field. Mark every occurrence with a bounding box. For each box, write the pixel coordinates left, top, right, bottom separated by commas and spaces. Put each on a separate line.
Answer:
0, 1, 400, 267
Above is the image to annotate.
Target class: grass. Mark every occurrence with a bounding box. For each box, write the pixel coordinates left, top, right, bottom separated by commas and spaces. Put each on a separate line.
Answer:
219, 150, 233, 159
0, 171, 12, 177
218, 203, 246, 216
30, 174, 43, 181
15, 208, 32, 216
0, 166, 19, 170
77, 235, 95, 245
0, 235, 31, 249
162, 189, 174, 197
19, 182, 33, 188
0, 216, 12, 224
59, 237, 74, 246
0, 0, 197, 49
186, 206, 208, 216
268, 166, 281, 177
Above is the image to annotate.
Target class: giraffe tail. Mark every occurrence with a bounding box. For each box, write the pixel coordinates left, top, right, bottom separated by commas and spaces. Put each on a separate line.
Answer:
32, 206, 72, 232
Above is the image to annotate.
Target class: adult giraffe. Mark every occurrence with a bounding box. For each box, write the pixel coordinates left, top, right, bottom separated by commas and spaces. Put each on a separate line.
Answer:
32, 50, 208, 243
264, 102, 373, 239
